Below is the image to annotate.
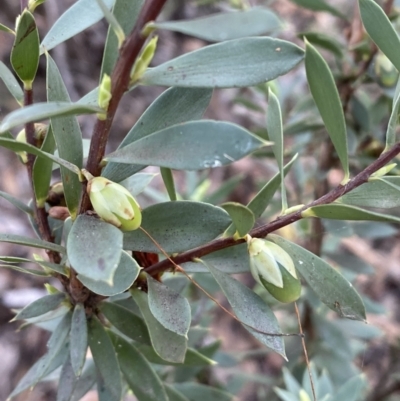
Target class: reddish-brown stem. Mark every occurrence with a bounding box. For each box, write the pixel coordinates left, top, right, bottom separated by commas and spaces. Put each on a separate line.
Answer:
79, 0, 168, 214
145, 142, 400, 276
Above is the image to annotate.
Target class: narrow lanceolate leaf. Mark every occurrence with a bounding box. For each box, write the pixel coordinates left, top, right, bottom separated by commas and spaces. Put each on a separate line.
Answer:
131, 289, 188, 363
33, 125, 56, 206
47, 55, 83, 218
102, 87, 212, 182
57, 357, 77, 401
123, 201, 231, 253
359, 0, 400, 73
302, 204, 400, 223
160, 167, 177, 201
105, 121, 265, 170
0, 137, 81, 175
77, 251, 140, 296
67, 215, 123, 284
141, 37, 304, 88
266, 88, 287, 211
384, 84, 400, 150
0, 102, 101, 133
202, 261, 286, 357
95, 0, 125, 48
11, 10, 39, 86
291, 0, 346, 19
70, 303, 88, 377
70, 361, 97, 401
88, 317, 122, 401
173, 383, 234, 401
0, 233, 65, 253
221, 202, 255, 237
149, 7, 281, 42
109, 332, 169, 401
269, 234, 366, 320
164, 385, 191, 401
41, 0, 115, 52
0, 22, 14, 34
0, 263, 50, 277
13, 293, 66, 321
100, 0, 144, 78
305, 40, 349, 181
0, 61, 23, 104
339, 177, 400, 208
0, 190, 33, 215
147, 274, 191, 337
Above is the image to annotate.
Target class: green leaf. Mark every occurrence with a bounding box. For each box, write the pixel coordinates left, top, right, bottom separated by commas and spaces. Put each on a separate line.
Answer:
0, 137, 81, 175
0, 263, 50, 277
339, 177, 400, 208
147, 274, 191, 337
299, 32, 344, 58
221, 202, 255, 237
269, 234, 366, 320
109, 332, 169, 401
0, 233, 65, 253
0, 190, 33, 215
203, 261, 286, 357
95, 0, 125, 48
291, 0, 346, 19
173, 383, 234, 401
141, 37, 304, 88
123, 201, 231, 253
70, 361, 97, 401
33, 124, 56, 206
70, 303, 88, 376
183, 243, 250, 273
47, 54, 84, 218
100, 0, 144, 78
266, 88, 287, 211
57, 357, 77, 401
0, 22, 14, 34
13, 293, 66, 321
385, 84, 400, 150
102, 87, 212, 181
88, 316, 122, 401
105, 120, 265, 170
0, 101, 101, 133
0, 61, 23, 104
331, 374, 367, 401
77, 251, 140, 296
119, 173, 157, 196
131, 289, 187, 363
303, 203, 400, 223
164, 385, 191, 401
41, 0, 115, 52
149, 7, 281, 42
305, 40, 349, 181
359, 0, 400, 73
68, 215, 123, 284
161, 167, 177, 201
99, 301, 151, 344
11, 10, 39, 85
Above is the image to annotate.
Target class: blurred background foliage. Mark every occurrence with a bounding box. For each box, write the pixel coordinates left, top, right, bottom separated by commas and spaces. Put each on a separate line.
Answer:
1, 0, 400, 400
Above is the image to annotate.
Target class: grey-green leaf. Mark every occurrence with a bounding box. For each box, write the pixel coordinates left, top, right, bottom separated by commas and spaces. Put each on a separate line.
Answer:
67, 215, 123, 284
105, 120, 265, 170
0, 233, 65, 253
47, 54, 84, 218
123, 201, 231, 253
109, 332, 169, 401
161, 167, 177, 201
221, 202, 255, 237
269, 234, 366, 320
0, 61, 23, 104
70, 303, 88, 376
385, 84, 400, 150
0, 190, 33, 215
359, 0, 400, 73
147, 274, 191, 337
203, 261, 286, 357
119, 173, 157, 196
173, 383, 234, 401
149, 7, 281, 42
299, 32, 344, 58
57, 357, 77, 401
141, 37, 304, 88
305, 40, 349, 181
11, 9, 39, 84
291, 0, 346, 19
41, 0, 115, 52
88, 316, 122, 401
77, 251, 140, 296
131, 289, 187, 363
0, 102, 101, 133
102, 87, 212, 181
13, 292, 66, 321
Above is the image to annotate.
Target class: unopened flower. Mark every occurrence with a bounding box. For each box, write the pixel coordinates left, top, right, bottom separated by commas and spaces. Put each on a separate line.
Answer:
247, 237, 301, 303
87, 176, 142, 231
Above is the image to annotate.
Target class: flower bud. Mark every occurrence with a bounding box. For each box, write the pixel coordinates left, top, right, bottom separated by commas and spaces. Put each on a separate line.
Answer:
87, 176, 142, 231
247, 237, 301, 303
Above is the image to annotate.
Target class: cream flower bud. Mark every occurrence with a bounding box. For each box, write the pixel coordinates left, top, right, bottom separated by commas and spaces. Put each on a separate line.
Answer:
247, 237, 301, 303
87, 177, 142, 231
